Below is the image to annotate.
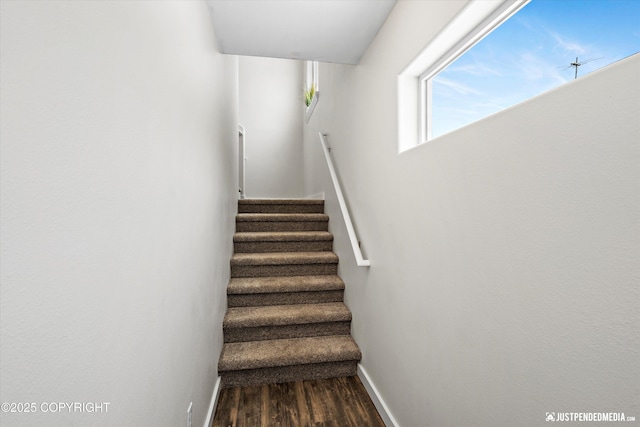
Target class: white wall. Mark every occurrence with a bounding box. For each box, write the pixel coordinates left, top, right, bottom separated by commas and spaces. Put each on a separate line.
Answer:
0, 2, 237, 426
239, 56, 304, 198
303, 2, 640, 426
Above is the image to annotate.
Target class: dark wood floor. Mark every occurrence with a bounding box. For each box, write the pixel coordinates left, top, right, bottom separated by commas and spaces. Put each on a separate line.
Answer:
211, 376, 386, 427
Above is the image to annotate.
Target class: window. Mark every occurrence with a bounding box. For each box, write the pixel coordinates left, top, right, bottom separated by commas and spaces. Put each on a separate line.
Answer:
419, 0, 529, 142
398, 0, 529, 152
305, 61, 319, 122
398, 0, 529, 151
399, 0, 640, 150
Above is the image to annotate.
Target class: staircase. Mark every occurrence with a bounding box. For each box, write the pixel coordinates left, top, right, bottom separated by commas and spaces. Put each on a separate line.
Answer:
217, 199, 362, 388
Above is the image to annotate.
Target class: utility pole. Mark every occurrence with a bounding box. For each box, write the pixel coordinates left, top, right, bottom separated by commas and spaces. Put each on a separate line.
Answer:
570, 57, 580, 79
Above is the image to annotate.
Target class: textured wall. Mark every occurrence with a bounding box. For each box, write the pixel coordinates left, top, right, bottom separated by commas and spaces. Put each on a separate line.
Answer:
239, 56, 304, 199
0, 1, 238, 426
303, 1, 640, 425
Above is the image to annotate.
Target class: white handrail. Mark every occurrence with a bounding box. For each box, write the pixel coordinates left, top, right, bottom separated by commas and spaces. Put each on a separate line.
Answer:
238, 124, 246, 199
319, 132, 370, 267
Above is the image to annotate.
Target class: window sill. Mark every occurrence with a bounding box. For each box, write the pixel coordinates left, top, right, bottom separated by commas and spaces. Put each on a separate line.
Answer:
305, 92, 319, 123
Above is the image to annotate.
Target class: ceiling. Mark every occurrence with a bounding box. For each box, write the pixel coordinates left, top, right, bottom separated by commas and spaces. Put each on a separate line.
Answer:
206, 0, 397, 65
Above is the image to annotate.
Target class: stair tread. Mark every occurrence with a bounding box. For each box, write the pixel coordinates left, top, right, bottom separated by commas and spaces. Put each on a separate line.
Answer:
239, 199, 324, 205
231, 252, 338, 266
228, 275, 344, 295
234, 231, 333, 242
224, 303, 351, 328
236, 213, 329, 222
218, 335, 361, 371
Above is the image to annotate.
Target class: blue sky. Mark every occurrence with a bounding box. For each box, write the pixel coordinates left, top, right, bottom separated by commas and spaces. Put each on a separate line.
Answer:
431, 0, 640, 139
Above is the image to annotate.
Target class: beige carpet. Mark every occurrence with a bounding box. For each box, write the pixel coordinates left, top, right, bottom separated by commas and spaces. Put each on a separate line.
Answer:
217, 199, 362, 388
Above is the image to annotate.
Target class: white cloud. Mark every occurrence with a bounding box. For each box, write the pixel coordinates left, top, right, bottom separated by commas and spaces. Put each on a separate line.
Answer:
516, 52, 570, 85
548, 30, 587, 55
432, 77, 483, 96
448, 62, 503, 77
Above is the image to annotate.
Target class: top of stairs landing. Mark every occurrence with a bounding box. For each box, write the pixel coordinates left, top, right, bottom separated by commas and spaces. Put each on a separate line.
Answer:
239, 199, 324, 214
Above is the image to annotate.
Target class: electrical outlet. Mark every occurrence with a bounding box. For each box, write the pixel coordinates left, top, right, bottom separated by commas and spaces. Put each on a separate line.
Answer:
187, 402, 192, 427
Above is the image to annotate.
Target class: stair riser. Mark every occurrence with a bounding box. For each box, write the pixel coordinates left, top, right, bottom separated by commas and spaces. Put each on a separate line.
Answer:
220, 361, 358, 388
234, 241, 333, 253
236, 221, 328, 232
231, 264, 337, 278
227, 290, 344, 307
238, 204, 324, 214
224, 322, 351, 343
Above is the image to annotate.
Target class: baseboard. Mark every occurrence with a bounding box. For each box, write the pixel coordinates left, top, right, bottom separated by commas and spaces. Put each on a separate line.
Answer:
357, 364, 400, 427
203, 376, 221, 427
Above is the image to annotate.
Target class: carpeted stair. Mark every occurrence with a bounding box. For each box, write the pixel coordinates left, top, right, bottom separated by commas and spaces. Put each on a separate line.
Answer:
218, 199, 362, 388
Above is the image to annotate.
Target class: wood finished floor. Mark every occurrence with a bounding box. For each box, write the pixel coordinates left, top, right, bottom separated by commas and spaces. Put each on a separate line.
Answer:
211, 376, 386, 427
